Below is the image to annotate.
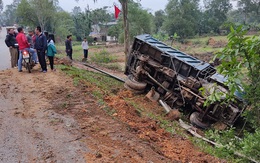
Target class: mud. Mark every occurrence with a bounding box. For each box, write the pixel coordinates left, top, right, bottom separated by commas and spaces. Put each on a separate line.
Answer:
0, 69, 87, 163
0, 64, 225, 162
104, 91, 225, 163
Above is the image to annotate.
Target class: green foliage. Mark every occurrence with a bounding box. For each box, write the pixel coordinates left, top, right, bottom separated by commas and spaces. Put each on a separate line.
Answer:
107, 25, 120, 40
199, 84, 227, 107
239, 129, 260, 161
52, 11, 75, 41
89, 7, 113, 24
91, 49, 116, 63
197, 128, 239, 161
71, 7, 112, 41
197, 25, 260, 162
117, 0, 154, 43
86, 36, 94, 44
152, 33, 169, 42
0, 0, 3, 13
16, 0, 59, 31
163, 0, 201, 38
200, 0, 232, 34
202, 128, 260, 162
102, 63, 123, 71
71, 7, 92, 41
128, 1, 154, 39
31, 0, 57, 31
59, 65, 122, 93
1, 0, 20, 26
216, 25, 260, 127
16, 0, 37, 26
236, 0, 260, 24
154, 10, 166, 33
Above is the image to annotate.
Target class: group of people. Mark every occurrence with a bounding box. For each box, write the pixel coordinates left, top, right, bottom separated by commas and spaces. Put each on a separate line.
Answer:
5, 26, 57, 73
5, 25, 90, 73
65, 35, 89, 61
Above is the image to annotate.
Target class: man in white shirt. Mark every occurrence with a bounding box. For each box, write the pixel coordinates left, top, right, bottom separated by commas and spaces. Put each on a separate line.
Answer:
81, 37, 89, 61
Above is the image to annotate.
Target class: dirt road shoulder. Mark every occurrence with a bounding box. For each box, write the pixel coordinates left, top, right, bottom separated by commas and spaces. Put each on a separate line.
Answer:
0, 66, 224, 162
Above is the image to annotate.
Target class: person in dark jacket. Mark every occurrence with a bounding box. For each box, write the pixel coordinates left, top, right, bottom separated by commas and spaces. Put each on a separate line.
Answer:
35, 26, 47, 73
65, 35, 73, 60
5, 28, 18, 68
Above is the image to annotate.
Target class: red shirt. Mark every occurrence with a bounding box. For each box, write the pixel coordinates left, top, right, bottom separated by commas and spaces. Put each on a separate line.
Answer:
16, 32, 30, 50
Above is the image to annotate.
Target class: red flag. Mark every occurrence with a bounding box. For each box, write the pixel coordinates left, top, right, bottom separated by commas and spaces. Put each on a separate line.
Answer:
114, 5, 121, 19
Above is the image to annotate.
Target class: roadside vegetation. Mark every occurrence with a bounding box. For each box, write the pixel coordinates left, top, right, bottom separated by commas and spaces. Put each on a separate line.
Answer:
1, 0, 260, 162
58, 63, 257, 162
56, 28, 260, 162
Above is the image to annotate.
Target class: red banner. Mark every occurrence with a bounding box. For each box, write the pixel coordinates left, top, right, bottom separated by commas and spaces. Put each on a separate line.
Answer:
114, 5, 121, 19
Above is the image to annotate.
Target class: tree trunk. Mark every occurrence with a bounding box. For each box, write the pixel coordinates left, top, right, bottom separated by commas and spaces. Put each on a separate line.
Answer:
120, 0, 130, 67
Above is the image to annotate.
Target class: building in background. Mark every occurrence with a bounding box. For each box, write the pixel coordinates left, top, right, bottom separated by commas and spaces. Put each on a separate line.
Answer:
89, 21, 117, 42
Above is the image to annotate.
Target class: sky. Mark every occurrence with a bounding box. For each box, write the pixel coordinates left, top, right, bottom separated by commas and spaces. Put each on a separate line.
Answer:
2, 0, 169, 13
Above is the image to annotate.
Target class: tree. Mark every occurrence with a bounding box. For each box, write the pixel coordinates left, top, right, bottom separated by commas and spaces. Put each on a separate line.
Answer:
163, 0, 201, 38
30, 0, 57, 31
90, 7, 112, 24
201, 0, 232, 33
93, 0, 129, 63
53, 11, 75, 41
107, 24, 120, 40
215, 26, 260, 127
235, 0, 260, 23
120, 0, 129, 57
72, 6, 81, 16
0, 0, 3, 13
16, 0, 38, 26
110, 1, 153, 43
154, 10, 165, 33
16, 0, 57, 31
71, 7, 92, 41
1, 0, 21, 25
127, 1, 153, 40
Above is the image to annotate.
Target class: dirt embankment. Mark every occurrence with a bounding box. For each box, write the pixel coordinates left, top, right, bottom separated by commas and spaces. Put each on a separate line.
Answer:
0, 65, 225, 162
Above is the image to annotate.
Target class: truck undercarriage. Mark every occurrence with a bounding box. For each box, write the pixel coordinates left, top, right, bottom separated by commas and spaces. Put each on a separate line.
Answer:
124, 34, 246, 128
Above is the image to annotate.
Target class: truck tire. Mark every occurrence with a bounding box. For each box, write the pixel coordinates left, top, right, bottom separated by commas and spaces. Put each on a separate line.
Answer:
124, 83, 144, 94
190, 112, 210, 129
125, 75, 147, 90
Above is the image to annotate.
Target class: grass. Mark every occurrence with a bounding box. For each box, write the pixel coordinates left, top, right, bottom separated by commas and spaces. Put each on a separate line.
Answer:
162, 35, 228, 57
58, 65, 122, 116
58, 65, 123, 93
56, 43, 115, 62
188, 35, 228, 45
91, 49, 116, 63
58, 65, 247, 162
56, 35, 255, 162
58, 65, 123, 115
56, 43, 123, 71
56, 44, 84, 61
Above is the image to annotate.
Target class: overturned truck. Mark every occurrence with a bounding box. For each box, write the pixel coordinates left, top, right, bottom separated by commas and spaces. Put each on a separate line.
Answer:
124, 34, 246, 129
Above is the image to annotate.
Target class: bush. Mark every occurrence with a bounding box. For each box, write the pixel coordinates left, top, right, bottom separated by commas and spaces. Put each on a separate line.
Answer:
91, 49, 116, 63
239, 129, 260, 161
203, 128, 260, 162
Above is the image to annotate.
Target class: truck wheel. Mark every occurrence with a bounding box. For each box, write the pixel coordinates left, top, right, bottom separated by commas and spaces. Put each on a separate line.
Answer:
124, 83, 144, 94
190, 112, 210, 129
125, 75, 147, 90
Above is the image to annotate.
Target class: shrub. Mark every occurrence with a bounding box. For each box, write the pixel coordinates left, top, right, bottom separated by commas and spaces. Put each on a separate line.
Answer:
91, 49, 116, 63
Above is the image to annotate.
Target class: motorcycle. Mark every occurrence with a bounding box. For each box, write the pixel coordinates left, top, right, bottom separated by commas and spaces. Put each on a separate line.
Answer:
21, 50, 35, 73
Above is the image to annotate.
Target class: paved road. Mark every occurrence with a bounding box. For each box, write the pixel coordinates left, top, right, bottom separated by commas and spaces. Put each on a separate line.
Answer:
0, 27, 11, 70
